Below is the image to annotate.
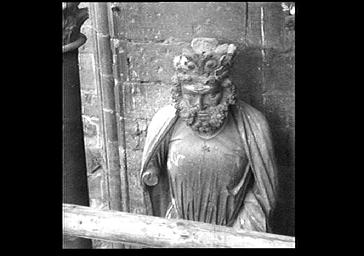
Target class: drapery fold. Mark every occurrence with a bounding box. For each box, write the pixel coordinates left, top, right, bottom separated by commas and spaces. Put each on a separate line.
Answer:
140, 101, 277, 232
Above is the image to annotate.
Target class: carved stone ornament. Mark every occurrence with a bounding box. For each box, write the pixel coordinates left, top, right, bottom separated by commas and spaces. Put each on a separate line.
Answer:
62, 2, 88, 52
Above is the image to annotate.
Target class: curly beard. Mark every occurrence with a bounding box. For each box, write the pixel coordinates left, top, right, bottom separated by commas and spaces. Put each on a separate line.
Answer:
177, 92, 235, 134
180, 102, 229, 134
171, 75, 237, 134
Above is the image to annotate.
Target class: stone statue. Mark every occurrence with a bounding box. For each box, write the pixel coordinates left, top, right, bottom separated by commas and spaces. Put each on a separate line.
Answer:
140, 38, 278, 233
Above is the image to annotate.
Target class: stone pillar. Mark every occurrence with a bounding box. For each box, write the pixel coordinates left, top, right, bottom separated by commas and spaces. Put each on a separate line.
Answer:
62, 2, 92, 249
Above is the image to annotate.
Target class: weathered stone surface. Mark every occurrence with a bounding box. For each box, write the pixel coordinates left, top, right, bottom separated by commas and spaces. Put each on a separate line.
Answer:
79, 53, 96, 90
82, 116, 102, 149
261, 2, 285, 50
82, 117, 98, 138
113, 2, 246, 43
245, 2, 285, 49
81, 91, 100, 117
270, 165, 295, 236
122, 81, 173, 214
263, 49, 295, 93
232, 46, 263, 106
262, 92, 295, 130
125, 41, 190, 83
79, 22, 95, 53
190, 37, 219, 54
88, 170, 103, 202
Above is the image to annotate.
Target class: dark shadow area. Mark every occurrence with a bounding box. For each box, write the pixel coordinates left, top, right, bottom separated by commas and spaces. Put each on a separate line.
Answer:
231, 45, 264, 106
232, 46, 295, 237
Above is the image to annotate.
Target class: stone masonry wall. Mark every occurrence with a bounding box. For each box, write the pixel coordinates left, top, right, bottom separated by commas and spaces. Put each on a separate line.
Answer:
78, 2, 295, 238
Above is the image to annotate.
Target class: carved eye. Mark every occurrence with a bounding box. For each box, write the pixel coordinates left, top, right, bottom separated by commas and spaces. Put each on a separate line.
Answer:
187, 62, 196, 70
205, 59, 217, 70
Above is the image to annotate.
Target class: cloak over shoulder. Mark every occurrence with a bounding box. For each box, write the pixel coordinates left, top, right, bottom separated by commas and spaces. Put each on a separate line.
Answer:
140, 101, 278, 231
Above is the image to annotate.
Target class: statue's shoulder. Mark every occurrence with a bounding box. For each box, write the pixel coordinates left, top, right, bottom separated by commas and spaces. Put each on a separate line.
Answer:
142, 104, 177, 169
235, 100, 270, 128
150, 105, 177, 124
153, 104, 176, 118
147, 104, 177, 135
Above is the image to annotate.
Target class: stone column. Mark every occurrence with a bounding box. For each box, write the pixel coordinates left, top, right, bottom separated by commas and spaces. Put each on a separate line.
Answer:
62, 2, 92, 249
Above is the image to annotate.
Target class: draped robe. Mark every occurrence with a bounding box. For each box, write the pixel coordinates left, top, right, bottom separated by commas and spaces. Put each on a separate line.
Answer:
140, 100, 278, 232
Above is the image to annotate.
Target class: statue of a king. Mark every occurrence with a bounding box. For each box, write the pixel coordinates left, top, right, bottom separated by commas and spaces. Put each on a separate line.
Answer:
140, 38, 278, 233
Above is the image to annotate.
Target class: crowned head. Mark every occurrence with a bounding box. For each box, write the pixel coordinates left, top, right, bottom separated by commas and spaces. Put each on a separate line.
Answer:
171, 38, 238, 135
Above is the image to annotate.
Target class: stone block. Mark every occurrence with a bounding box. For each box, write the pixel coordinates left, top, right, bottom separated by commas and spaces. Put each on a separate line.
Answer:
261, 2, 285, 50
263, 48, 295, 93
126, 41, 189, 83
85, 147, 103, 174
113, 2, 246, 43
262, 92, 295, 129
271, 164, 295, 236
246, 2, 285, 49
82, 115, 102, 149
87, 170, 103, 201
188, 2, 246, 43
79, 53, 96, 90
123, 81, 172, 120
81, 91, 101, 117
231, 46, 264, 108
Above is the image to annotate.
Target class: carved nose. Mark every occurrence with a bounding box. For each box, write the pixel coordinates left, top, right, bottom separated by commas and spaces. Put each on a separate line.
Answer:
197, 95, 206, 110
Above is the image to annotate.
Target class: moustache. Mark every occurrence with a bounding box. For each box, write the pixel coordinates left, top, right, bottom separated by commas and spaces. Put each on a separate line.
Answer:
177, 74, 218, 85
196, 111, 210, 122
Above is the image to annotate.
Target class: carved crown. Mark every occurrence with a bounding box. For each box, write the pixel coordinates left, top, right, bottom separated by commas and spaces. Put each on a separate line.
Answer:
171, 38, 238, 106
173, 38, 237, 81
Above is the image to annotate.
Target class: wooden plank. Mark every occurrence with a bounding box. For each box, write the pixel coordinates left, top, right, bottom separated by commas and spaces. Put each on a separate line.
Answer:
63, 204, 295, 248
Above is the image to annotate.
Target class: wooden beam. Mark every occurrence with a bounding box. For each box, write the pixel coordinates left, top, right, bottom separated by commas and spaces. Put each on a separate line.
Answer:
63, 204, 295, 248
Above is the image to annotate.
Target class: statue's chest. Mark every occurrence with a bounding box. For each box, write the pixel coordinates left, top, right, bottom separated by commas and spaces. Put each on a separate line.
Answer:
167, 119, 248, 185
